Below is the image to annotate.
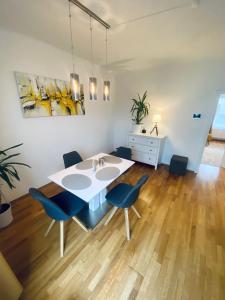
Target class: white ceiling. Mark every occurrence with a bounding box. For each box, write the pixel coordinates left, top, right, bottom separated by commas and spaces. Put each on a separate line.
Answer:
0, 0, 225, 71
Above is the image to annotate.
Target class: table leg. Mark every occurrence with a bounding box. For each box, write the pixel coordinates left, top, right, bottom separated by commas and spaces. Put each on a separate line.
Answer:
76, 188, 112, 229
100, 188, 107, 204
89, 194, 100, 211
89, 188, 107, 211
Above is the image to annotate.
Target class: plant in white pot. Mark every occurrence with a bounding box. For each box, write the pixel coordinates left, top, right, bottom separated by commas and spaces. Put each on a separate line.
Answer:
130, 90, 150, 134
0, 143, 30, 229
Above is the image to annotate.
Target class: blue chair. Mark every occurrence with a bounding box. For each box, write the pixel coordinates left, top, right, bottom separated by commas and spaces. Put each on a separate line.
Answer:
63, 151, 82, 168
104, 175, 149, 240
115, 146, 132, 160
29, 188, 88, 257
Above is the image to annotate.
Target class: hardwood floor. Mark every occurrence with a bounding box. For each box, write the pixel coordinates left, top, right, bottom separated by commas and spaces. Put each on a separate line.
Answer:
0, 163, 225, 300
201, 140, 225, 167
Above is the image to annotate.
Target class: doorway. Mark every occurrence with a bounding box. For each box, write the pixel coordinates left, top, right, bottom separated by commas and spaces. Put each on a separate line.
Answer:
201, 94, 225, 167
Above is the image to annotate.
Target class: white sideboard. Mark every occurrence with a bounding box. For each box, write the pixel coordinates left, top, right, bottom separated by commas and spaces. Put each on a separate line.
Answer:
128, 133, 166, 170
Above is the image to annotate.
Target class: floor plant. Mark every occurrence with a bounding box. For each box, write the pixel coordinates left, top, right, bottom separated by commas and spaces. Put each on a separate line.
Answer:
0, 143, 30, 228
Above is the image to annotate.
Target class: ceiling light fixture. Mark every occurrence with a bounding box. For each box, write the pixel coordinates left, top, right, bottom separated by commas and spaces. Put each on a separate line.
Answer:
103, 28, 110, 101
89, 17, 97, 101
69, 0, 111, 101
68, 0, 80, 101
69, 0, 110, 29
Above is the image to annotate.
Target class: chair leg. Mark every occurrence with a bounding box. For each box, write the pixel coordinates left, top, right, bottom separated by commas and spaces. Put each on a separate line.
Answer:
60, 221, 64, 258
44, 219, 55, 237
131, 205, 141, 218
104, 207, 118, 226
124, 208, 130, 241
72, 217, 89, 232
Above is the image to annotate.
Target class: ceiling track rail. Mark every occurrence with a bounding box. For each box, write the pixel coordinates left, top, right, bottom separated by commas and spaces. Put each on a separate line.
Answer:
69, 0, 111, 29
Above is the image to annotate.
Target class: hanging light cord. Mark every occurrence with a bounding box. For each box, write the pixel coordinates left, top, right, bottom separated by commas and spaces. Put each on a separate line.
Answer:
89, 16, 94, 75
105, 28, 108, 67
69, 1, 75, 73
115, 2, 190, 27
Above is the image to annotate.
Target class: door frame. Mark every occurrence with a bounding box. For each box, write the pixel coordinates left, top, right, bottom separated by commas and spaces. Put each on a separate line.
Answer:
195, 90, 225, 172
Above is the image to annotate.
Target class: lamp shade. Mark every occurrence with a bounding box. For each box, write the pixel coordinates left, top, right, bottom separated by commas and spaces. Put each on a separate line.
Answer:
89, 77, 97, 100
103, 81, 110, 101
153, 114, 161, 123
70, 73, 80, 100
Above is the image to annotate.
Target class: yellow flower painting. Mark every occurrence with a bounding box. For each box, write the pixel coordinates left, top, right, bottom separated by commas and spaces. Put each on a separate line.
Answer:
15, 72, 85, 118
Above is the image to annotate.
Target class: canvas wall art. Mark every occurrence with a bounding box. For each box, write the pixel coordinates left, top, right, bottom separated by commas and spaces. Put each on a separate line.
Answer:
15, 72, 85, 118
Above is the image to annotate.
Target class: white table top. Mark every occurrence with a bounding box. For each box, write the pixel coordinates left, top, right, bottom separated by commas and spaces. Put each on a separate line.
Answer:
48, 153, 134, 202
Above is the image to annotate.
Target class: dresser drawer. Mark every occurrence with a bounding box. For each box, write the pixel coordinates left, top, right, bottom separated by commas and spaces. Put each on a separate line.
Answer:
129, 135, 159, 148
128, 134, 165, 170
129, 142, 158, 154
148, 139, 159, 148
132, 150, 156, 165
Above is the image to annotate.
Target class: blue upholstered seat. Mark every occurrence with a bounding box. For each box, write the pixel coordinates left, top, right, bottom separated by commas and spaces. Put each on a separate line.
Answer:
104, 175, 149, 240
115, 147, 132, 160
29, 188, 86, 221
29, 188, 88, 257
106, 175, 149, 208
50, 191, 87, 217
63, 151, 82, 168
106, 183, 133, 208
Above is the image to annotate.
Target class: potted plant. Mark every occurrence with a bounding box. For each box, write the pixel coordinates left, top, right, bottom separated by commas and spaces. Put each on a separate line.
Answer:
0, 143, 30, 229
131, 90, 150, 133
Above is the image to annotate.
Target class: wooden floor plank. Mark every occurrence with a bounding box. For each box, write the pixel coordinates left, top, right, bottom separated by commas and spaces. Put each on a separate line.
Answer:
0, 163, 225, 299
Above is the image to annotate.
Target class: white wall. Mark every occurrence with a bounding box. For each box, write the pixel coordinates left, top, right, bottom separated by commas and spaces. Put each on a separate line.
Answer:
2, 27, 225, 202
113, 60, 225, 172
0, 28, 115, 201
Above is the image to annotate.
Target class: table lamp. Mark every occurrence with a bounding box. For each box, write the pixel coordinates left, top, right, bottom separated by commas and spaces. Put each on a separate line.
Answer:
150, 114, 161, 136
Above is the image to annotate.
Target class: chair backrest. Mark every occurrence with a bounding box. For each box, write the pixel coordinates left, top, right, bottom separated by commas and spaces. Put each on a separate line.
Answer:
115, 147, 132, 160
29, 188, 69, 221
63, 151, 82, 168
121, 175, 149, 208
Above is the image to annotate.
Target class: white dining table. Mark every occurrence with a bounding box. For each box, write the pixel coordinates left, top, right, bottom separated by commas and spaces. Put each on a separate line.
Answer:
48, 153, 134, 213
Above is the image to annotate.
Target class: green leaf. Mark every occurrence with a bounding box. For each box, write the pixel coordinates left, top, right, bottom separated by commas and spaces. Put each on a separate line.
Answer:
0, 143, 30, 191
0, 153, 21, 164
0, 170, 15, 189
3, 166, 20, 181
142, 90, 147, 102
1, 143, 23, 153
3, 162, 31, 168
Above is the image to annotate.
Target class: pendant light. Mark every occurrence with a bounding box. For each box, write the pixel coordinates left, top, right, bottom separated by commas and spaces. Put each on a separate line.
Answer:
89, 17, 97, 100
103, 28, 110, 101
69, 0, 80, 100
